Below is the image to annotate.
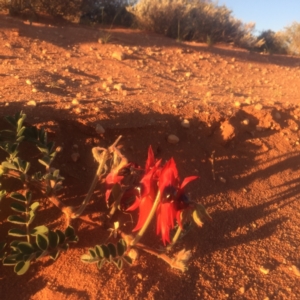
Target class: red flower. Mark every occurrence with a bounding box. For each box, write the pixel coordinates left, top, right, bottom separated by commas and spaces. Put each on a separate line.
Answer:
128, 146, 198, 245
156, 158, 198, 244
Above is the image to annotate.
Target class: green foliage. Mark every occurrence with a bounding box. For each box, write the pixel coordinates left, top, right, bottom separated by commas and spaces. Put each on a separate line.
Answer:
0, 112, 78, 275
81, 239, 132, 270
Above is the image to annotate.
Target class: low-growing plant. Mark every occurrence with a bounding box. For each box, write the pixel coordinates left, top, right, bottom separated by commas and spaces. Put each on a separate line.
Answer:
0, 111, 211, 275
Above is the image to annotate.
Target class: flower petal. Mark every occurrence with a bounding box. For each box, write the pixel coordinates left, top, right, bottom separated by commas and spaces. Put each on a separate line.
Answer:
132, 195, 153, 232
180, 176, 199, 189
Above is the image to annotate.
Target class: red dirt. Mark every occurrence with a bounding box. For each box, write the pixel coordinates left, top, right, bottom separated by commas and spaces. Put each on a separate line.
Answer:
0, 12, 300, 300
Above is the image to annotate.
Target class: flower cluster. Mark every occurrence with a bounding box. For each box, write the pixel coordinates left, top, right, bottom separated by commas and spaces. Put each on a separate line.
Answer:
127, 146, 198, 245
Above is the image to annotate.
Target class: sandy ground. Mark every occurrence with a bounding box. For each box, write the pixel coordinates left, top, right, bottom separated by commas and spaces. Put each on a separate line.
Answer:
0, 12, 300, 300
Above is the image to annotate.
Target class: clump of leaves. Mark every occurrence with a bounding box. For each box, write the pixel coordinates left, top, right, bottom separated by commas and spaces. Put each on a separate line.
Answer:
81, 239, 132, 270
0, 112, 78, 274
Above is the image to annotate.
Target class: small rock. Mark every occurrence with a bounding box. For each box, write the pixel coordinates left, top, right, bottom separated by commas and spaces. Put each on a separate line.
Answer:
181, 119, 190, 128
255, 103, 263, 110
72, 99, 80, 105
122, 90, 128, 96
27, 100, 36, 106
56, 146, 63, 153
112, 51, 125, 61
259, 266, 269, 274
291, 265, 300, 277
32, 88, 37, 93
219, 176, 226, 183
113, 83, 123, 91
167, 134, 180, 144
26, 79, 32, 85
234, 101, 241, 107
274, 112, 281, 119
95, 124, 105, 134
242, 119, 250, 125
239, 287, 245, 294
71, 152, 80, 162
206, 91, 212, 97
185, 72, 192, 78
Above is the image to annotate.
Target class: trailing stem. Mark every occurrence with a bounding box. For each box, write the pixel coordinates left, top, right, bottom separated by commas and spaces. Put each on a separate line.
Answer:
130, 190, 161, 246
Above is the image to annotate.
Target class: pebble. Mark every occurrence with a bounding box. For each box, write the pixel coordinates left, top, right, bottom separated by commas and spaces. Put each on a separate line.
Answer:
167, 134, 179, 144
206, 91, 212, 97
291, 265, 300, 277
239, 287, 245, 294
72, 99, 80, 106
26, 79, 32, 85
27, 100, 36, 106
185, 72, 192, 78
242, 119, 250, 125
219, 176, 226, 183
112, 51, 125, 61
32, 88, 37, 93
234, 101, 241, 107
95, 124, 105, 134
259, 266, 269, 274
181, 119, 190, 128
71, 152, 80, 162
113, 83, 123, 91
274, 112, 281, 120
255, 103, 263, 110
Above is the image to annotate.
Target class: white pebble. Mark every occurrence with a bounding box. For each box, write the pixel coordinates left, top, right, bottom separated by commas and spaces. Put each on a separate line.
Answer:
27, 100, 36, 106
167, 134, 179, 144
95, 124, 105, 134
181, 119, 190, 128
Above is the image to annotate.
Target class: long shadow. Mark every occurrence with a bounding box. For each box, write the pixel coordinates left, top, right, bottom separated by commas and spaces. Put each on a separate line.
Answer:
1, 101, 300, 298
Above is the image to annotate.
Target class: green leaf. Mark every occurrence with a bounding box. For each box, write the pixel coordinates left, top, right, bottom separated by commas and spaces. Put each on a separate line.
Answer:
107, 243, 117, 258
30, 225, 49, 236
7, 215, 27, 224
49, 250, 60, 260
101, 245, 110, 259
0, 189, 6, 202
30, 202, 39, 213
27, 210, 36, 225
1, 161, 18, 170
122, 256, 133, 266
112, 258, 123, 270
17, 242, 35, 254
89, 249, 97, 258
17, 126, 26, 137
36, 234, 49, 251
56, 230, 65, 244
48, 231, 59, 248
97, 259, 106, 269
3, 256, 17, 266
64, 226, 75, 238
8, 228, 27, 237
38, 156, 51, 168
95, 245, 104, 258
10, 192, 26, 202
14, 260, 31, 275
25, 191, 32, 202
117, 239, 127, 257
10, 202, 26, 213
81, 254, 93, 263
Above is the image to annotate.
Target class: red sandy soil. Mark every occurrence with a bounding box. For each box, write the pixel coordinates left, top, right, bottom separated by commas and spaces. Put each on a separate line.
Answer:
0, 12, 300, 300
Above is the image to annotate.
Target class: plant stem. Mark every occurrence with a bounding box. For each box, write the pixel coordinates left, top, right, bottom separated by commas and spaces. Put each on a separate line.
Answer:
167, 225, 182, 251
70, 150, 108, 219
131, 190, 161, 246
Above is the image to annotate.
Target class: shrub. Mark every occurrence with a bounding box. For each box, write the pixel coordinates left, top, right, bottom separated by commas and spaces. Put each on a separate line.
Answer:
128, 0, 261, 48
256, 30, 289, 54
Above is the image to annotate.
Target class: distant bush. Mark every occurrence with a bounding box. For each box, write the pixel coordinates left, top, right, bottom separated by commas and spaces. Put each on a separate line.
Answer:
281, 22, 300, 55
127, 0, 261, 48
1, 0, 134, 26
256, 30, 289, 54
